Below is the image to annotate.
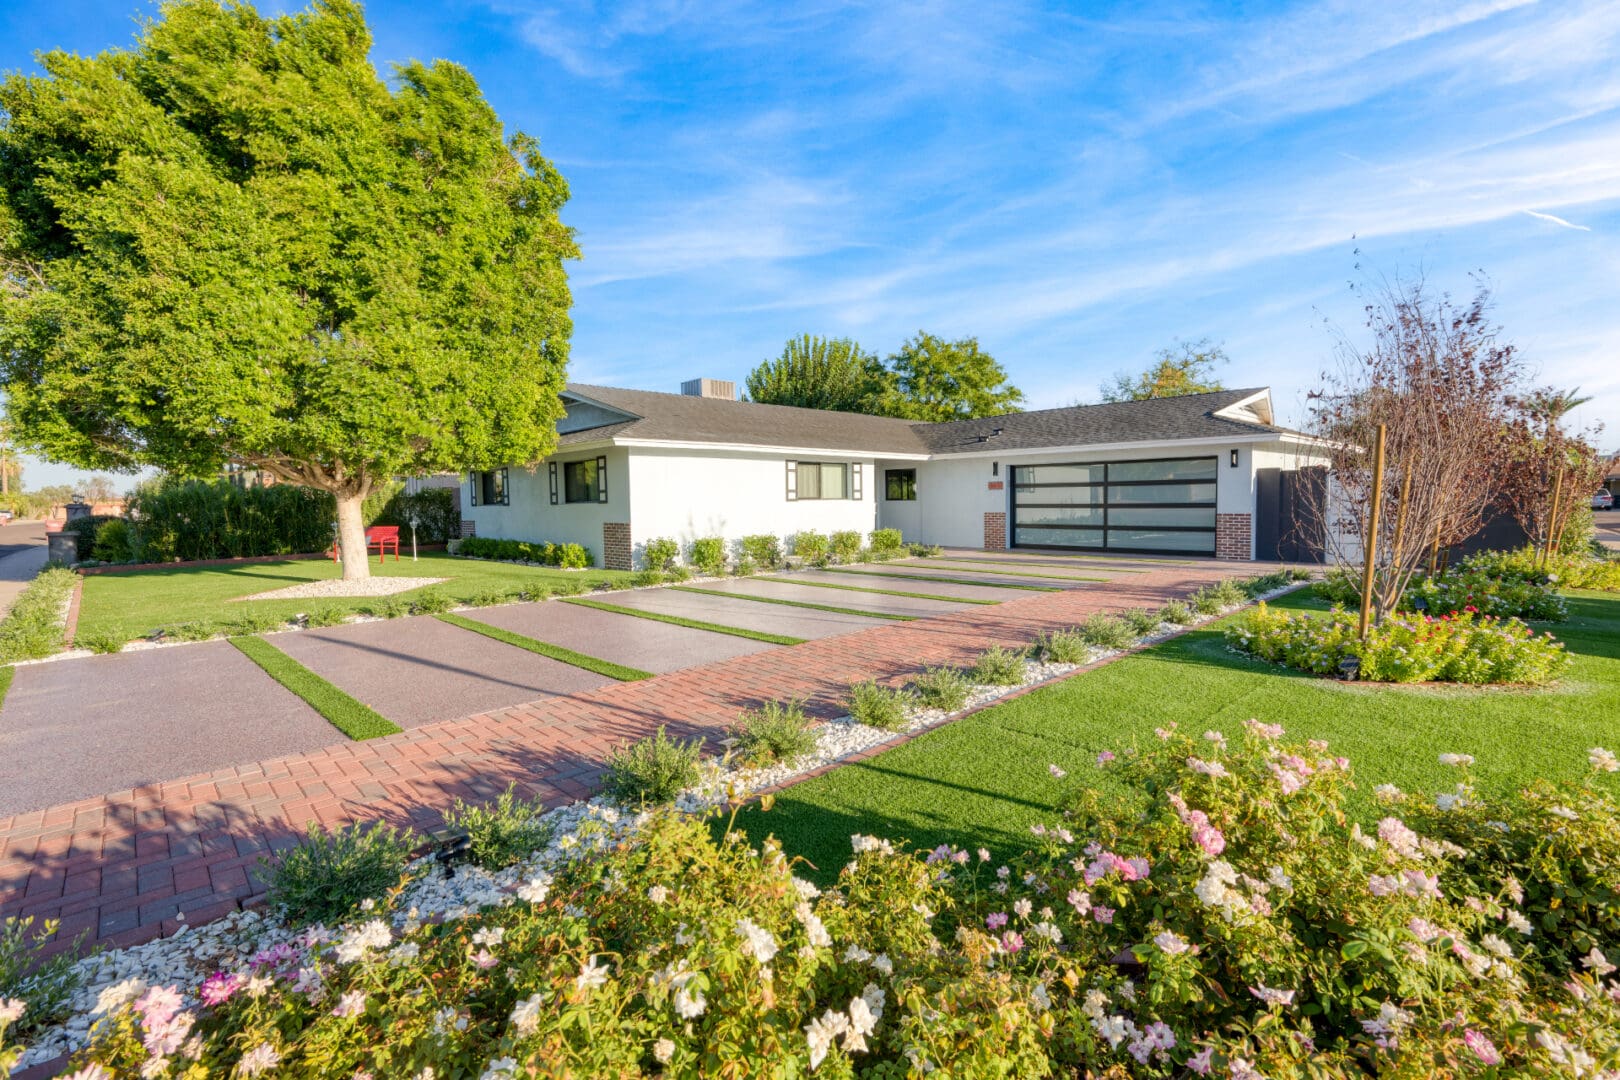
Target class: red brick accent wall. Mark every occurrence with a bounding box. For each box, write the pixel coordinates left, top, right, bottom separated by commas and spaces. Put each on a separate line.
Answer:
984, 511, 1007, 551
1216, 513, 1252, 561
603, 522, 633, 570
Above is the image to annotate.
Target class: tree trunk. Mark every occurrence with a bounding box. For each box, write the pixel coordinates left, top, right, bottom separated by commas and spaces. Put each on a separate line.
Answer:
334, 489, 371, 581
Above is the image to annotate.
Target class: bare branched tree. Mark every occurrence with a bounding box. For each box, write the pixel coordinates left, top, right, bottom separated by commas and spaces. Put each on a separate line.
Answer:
1498, 390, 1606, 560
1305, 274, 1523, 625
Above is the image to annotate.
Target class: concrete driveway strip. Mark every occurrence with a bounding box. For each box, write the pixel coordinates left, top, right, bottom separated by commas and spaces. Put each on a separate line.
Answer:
693, 577, 973, 617
269, 616, 616, 729
830, 564, 1094, 589
464, 598, 778, 675
0, 641, 342, 817
781, 569, 1018, 603
598, 587, 886, 639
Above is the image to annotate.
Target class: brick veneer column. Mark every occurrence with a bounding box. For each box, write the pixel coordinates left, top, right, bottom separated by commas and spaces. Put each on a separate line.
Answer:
983, 511, 1007, 551
602, 522, 632, 570
1216, 513, 1252, 560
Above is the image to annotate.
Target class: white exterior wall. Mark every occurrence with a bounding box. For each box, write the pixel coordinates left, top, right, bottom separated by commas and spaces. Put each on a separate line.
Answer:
460, 447, 631, 566
627, 447, 881, 566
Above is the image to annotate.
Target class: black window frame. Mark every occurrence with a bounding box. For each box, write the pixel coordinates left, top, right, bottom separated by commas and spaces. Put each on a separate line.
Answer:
1010, 456, 1218, 556
563, 457, 609, 504
884, 468, 917, 501
470, 468, 509, 507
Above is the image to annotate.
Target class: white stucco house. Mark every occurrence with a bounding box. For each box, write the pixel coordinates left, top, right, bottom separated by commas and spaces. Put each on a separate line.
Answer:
460, 378, 1331, 570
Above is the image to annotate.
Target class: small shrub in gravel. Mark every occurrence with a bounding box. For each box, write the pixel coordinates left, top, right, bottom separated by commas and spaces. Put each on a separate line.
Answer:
1120, 607, 1162, 636
727, 699, 818, 767
739, 534, 783, 570
969, 645, 1026, 686
664, 565, 692, 583
304, 606, 350, 627
365, 595, 412, 619
909, 665, 971, 711
462, 586, 514, 608
76, 630, 125, 655
1158, 599, 1196, 625
1, 915, 83, 1037
231, 610, 288, 635
604, 727, 703, 807
791, 530, 830, 566
869, 528, 904, 555
908, 542, 944, 557
632, 569, 666, 587
262, 821, 417, 927
643, 537, 680, 572
1190, 586, 1225, 615
443, 786, 552, 871
551, 579, 587, 598
1238, 570, 1294, 599
1033, 627, 1090, 664
689, 536, 727, 577
830, 530, 864, 563
408, 590, 455, 615
1209, 578, 1247, 607
1077, 613, 1136, 650
846, 680, 912, 731
163, 620, 221, 642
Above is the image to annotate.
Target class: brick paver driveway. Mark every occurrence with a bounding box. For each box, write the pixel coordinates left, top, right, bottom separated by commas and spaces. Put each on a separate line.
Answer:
0, 551, 1277, 959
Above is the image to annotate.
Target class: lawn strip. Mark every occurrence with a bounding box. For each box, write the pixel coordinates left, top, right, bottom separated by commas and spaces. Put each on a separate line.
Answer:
763, 576, 1000, 606
823, 568, 1063, 592
939, 556, 1148, 574
561, 597, 807, 646
0, 664, 13, 713
887, 562, 1107, 582
669, 586, 916, 622
435, 612, 654, 681
229, 635, 402, 740
736, 590, 1620, 885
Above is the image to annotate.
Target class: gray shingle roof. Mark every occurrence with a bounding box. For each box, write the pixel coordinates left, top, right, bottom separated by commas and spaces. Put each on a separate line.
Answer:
558, 383, 1283, 456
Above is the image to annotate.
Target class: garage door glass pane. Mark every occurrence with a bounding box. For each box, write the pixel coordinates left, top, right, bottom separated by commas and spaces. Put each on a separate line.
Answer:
1016, 464, 1106, 485
1106, 528, 1215, 553
1106, 483, 1216, 505
1016, 505, 1105, 526
1108, 507, 1216, 528
1015, 485, 1103, 507
1016, 526, 1104, 547
1109, 458, 1218, 482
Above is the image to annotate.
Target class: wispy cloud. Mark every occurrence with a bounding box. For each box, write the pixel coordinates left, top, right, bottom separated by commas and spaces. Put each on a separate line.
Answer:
1521, 208, 1593, 231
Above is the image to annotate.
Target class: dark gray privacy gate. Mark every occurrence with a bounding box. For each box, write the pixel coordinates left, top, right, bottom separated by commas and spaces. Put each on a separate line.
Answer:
1254, 466, 1327, 562
1010, 457, 1218, 555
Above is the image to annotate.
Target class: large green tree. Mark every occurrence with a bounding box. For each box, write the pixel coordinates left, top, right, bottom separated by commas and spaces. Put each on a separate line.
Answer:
1101, 338, 1228, 402
0, 0, 577, 577
744, 334, 890, 413
883, 331, 1024, 422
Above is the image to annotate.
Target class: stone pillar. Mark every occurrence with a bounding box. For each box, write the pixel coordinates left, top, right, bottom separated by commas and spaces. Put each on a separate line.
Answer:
603, 522, 633, 570
983, 511, 1007, 551
1215, 513, 1252, 561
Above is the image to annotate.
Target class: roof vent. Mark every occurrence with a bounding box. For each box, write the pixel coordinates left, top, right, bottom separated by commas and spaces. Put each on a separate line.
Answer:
681, 378, 736, 401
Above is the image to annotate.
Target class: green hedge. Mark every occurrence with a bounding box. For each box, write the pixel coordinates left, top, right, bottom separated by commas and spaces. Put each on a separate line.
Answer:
456, 535, 593, 568
127, 479, 335, 562
368, 486, 461, 544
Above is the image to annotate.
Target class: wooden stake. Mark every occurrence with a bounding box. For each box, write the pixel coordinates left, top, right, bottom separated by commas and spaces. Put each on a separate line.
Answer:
1391, 455, 1413, 570
1359, 424, 1387, 640
1544, 468, 1564, 567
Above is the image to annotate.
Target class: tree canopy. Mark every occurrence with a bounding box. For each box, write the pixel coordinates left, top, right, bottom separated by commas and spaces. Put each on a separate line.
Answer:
0, 0, 577, 576
744, 331, 1023, 422
744, 335, 888, 413
1101, 338, 1228, 402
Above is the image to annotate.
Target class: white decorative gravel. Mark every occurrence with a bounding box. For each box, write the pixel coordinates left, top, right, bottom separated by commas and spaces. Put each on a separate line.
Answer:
10, 580, 1310, 1071
234, 576, 447, 602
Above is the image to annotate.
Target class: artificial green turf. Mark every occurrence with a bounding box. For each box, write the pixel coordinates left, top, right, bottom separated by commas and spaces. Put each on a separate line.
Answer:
735, 589, 1620, 883
669, 585, 917, 621
435, 612, 655, 681
762, 576, 1000, 605
561, 597, 808, 646
0, 664, 14, 713
824, 568, 1063, 592
879, 561, 1107, 582
939, 556, 1148, 574
75, 552, 634, 646
229, 635, 403, 740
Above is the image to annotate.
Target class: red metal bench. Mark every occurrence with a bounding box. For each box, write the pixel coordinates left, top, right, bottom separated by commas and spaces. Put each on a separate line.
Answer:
331, 525, 401, 563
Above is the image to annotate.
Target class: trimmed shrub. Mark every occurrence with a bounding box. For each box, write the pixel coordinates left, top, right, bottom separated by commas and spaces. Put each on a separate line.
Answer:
76, 630, 125, 654
727, 699, 818, 767
304, 606, 350, 628
689, 536, 726, 577
89, 517, 136, 562
1033, 627, 1091, 664
869, 527, 904, 554
739, 534, 783, 570
456, 536, 595, 569
1120, 607, 1162, 636
1208, 577, 1247, 607
790, 530, 830, 565
1, 916, 83, 1037
0, 566, 76, 662
442, 786, 552, 871
551, 578, 588, 597
829, 529, 863, 563
1226, 602, 1571, 684
230, 610, 289, 635
846, 679, 912, 731
407, 589, 455, 615
161, 620, 221, 642
603, 727, 703, 807
61, 513, 121, 555
363, 595, 412, 620
642, 537, 680, 572
631, 569, 666, 587
128, 477, 335, 562
909, 665, 971, 711
369, 486, 461, 543
462, 586, 516, 608
1157, 599, 1196, 625
1076, 613, 1136, 650
908, 542, 944, 557
261, 821, 416, 926
1190, 585, 1226, 615
969, 645, 1026, 686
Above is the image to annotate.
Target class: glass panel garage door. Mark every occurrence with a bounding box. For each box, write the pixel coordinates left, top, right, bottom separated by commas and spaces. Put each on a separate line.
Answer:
1011, 457, 1217, 555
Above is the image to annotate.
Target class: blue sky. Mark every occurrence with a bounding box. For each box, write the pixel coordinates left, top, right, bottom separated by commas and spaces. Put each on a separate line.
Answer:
4, 0, 1618, 491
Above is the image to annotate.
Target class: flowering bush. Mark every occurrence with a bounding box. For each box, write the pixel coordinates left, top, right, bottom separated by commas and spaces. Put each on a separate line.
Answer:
1316, 559, 1567, 621
1226, 602, 1569, 684
68, 734, 1620, 1078
1466, 545, 1620, 594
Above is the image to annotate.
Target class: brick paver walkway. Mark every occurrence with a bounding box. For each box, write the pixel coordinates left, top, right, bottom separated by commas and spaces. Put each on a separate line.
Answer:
0, 557, 1270, 959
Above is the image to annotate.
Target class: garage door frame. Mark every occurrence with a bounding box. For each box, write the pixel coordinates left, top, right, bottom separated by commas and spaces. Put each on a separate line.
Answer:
1009, 455, 1219, 556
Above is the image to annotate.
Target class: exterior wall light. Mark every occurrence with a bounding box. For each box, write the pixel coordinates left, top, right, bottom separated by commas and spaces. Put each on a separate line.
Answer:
1230, 449, 1240, 467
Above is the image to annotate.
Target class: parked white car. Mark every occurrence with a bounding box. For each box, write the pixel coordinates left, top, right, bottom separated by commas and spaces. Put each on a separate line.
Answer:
1595, 489, 1615, 510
